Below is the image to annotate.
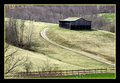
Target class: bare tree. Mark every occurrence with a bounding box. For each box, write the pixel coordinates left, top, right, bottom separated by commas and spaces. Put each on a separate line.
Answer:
23, 61, 33, 74
4, 44, 28, 75
37, 59, 59, 77
38, 59, 59, 72
5, 55, 28, 75
25, 21, 34, 48
19, 20, 25, 47
92, 17, 107, 30
5, 18, 19, 46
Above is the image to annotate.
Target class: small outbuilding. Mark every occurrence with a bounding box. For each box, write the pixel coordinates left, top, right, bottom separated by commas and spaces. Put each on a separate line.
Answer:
59, 17, 92, 30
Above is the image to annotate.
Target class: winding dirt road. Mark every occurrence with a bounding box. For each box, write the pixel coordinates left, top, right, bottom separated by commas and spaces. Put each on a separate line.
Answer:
41, 28, 115, 66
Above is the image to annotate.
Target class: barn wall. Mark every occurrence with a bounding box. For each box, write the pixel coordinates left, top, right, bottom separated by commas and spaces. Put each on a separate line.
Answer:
59, 21, 71, 29
71, 19, 91, 26
71, 25, 91, 30
59, 18, 92, 30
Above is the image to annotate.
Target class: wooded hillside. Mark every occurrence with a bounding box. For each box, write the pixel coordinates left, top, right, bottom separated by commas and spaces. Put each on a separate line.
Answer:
5, 5, 115, 32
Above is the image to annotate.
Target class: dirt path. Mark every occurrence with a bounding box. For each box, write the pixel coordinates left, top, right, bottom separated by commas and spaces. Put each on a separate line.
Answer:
41, 28, 115, 66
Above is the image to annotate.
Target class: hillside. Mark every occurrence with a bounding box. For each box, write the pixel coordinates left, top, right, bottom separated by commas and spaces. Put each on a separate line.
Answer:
46, 26, 115, 62
5, 5, 115, 23
5, 18, 115, 73
5, 5, 115, 33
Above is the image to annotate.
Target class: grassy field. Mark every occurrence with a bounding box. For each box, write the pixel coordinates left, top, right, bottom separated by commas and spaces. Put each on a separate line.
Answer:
39, 73, 115, 79
5, 18, 115, 73
14, 73, 115, 79
46, 24, 115, 63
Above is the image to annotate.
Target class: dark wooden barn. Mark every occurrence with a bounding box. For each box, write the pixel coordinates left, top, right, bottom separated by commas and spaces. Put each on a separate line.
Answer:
59, 17, 92, 30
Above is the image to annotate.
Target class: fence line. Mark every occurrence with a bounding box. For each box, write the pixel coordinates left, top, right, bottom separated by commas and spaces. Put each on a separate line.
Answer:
5, 69, 115, 78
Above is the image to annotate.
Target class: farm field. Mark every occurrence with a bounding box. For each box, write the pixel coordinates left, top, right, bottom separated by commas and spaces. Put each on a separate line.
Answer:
5, 18, 115, 74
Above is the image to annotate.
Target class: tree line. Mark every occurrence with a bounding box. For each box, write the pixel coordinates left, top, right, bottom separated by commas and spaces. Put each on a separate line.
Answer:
5, 5, 115, 33
5, 5, 115, 23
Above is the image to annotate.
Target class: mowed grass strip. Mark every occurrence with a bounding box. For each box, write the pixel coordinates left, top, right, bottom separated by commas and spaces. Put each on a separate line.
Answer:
18, 73, 115, 79
41, 73, 115, 79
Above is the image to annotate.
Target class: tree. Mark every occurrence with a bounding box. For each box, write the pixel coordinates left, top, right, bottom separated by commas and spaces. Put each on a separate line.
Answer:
23, 61, 33, 74
4, 43, 28, 75
38, 59, 59, 72
92, 17, 107, 30
5, 18, 19, 46
109, 23, 115, 33
25, 21, 34, 48
19, 20, 25, 47
37, 59, 59, 76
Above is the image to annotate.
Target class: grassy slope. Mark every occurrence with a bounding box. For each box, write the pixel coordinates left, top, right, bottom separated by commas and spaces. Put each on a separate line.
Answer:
5, 18, 115, 72
46, 25, 115, 63
5, 44, 83, 72
31, 20, 115, 69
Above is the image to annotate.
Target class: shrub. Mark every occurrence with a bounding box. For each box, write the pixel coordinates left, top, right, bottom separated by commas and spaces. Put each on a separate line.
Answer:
5, 18, 19, 46
92, 17, 107, 30
109, 24, 115, 33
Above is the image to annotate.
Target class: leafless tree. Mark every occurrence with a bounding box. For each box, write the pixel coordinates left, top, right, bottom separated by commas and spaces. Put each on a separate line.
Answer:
37, 59, 59, 76
5, 5, 115, 33
109, 23, 115, 33
5, 18, 25, 47
5, 55, 28, 75
4, 43, 28, 75
23, 61, 33, 74
25, 21, 34, 48
92, 17, 107, 30
5, 18, 19, 46
37, 59, 59, 72
19, 20, 25, 47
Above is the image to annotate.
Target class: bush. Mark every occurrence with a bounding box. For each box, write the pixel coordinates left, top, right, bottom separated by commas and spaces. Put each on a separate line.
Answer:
23, 61, 33, 73
109, 24, 115, 33
5, 18, 19, 46
92, 17, 107, 30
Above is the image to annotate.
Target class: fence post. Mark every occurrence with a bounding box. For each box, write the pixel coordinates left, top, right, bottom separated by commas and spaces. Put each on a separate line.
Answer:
95, 69, 96, 74
106, 68, 107, 73
84, 69, 85, 74
61, 70, 63, 76
72, 70, 73, 75
55, 71, 57, 76
78, 70, 79, 75
89, 69, 90, 74
101, 69, 103, 73
55, 71, 57, 77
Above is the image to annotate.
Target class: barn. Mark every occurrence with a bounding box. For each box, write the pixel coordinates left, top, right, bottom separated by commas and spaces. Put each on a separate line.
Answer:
59, 17, 92, 30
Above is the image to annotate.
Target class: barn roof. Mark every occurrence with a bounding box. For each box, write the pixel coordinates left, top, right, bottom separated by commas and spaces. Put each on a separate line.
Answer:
59, 17, 81, 21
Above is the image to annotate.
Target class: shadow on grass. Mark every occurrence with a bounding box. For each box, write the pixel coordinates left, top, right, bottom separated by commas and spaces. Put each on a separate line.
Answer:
73, 29, 98, 32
